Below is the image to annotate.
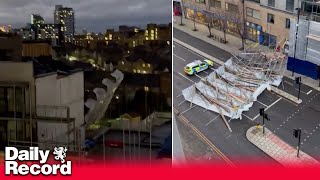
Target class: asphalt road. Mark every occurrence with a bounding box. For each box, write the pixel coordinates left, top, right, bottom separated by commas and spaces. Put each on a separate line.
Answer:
173, 28, 320, 164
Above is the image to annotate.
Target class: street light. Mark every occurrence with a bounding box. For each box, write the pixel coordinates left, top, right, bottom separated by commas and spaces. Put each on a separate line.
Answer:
292, 8, 301, 77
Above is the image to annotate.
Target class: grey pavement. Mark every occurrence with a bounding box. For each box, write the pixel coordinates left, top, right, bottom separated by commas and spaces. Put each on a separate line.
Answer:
174, 17, 320, 91
247, 126, 320, 167
173, 23, 320, 164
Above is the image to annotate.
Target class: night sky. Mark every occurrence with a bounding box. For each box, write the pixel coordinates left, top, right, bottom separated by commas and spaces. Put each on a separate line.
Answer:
0, 0, 171, 33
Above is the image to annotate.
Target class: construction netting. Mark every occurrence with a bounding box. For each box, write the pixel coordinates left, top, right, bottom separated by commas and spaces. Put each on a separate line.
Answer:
182, 53, 284, 120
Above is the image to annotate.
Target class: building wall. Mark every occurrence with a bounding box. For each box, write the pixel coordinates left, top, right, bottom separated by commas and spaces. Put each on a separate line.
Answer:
0, 33, 22, 61
35, 71, 84, 148
0, 61, 36, 143
22, 43, 52, 57
0, 61, 35, 112
245, 1, 296, 45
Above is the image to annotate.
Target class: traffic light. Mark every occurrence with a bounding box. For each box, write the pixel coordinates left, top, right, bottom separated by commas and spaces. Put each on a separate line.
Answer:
295, 77, 301, 84
293, 129, 299, 138
259, 108, 264, 116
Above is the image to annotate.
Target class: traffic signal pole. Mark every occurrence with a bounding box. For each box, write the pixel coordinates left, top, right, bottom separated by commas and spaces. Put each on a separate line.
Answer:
262, 112, 265, 134
297, 129, 301, 158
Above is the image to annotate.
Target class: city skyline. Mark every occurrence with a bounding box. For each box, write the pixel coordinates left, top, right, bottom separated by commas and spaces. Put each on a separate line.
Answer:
0, 0, 171, 32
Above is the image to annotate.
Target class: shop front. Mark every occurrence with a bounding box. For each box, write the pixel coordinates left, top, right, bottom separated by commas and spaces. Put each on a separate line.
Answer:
184, 6, 206, 24
246, 21, 262, 44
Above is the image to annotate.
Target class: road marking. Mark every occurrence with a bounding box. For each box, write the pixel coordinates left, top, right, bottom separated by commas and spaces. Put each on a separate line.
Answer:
176, 93, 182, 98
306, 90, 313, 95
284, 81, 293, 86
195, 73, 205, 80
265, 97, 282, 111
242, 114, 253, 121
205, 115, 220, 126
178, 100, 186, 106
203, 71, 208, 74
178, 72, 194, 83
180, 105, 196, 115
173, 107, 235, 167
257, 100, 268, 107
253, 97, 282, 120
173, 54, 186, 61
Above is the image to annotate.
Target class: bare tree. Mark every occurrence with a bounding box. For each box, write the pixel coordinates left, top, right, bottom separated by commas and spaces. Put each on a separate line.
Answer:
204, 15, 213, 38
229, 6, 246, 50
191, 12, 197, 31
215, 9, 227, 43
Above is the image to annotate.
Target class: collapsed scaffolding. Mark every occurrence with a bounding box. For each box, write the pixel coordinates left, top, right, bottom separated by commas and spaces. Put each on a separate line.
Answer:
182, 46, 287, 129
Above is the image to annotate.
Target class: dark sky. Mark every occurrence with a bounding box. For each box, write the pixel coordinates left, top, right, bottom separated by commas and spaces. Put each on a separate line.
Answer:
0, 0, 172, 33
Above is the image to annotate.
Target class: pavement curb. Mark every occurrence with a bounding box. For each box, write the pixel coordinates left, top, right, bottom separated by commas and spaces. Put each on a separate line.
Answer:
246, 126, 320, 167
270, 86, 302, 104
173, 37, 224, 66
174, 24, 320, 92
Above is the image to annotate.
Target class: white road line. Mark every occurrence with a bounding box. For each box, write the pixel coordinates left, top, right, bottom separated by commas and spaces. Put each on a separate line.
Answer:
194, 73, 205, 80
180, 105, 196, 115
265, 97, 282, 111
242, 114, 253, 121
307, 90, 313, 95
284, 81, 293, 86
178, 100, 186, 106
176, 93, 182, 98
173, 54, 186, 61
253, 97, 282, 120
178, 72, 194, 83
257, 100, 268, 107
205, 115, 220, 126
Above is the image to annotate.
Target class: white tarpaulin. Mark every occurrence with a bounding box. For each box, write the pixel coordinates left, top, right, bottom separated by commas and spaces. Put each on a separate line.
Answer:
182, 59, 282, 120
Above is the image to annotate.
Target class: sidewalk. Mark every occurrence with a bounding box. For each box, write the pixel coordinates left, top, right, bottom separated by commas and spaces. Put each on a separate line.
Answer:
174, 17, 320, 91
246, 126, 320, 167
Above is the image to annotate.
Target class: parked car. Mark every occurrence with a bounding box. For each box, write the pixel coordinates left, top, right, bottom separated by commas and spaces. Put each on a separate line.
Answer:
184, 60, 214, 75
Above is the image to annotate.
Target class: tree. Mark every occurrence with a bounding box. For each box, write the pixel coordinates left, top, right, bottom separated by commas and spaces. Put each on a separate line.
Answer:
230, 5, 246, 50
190, 11, 197, 31
204, 15, 213, 38
215, 9, 227, 43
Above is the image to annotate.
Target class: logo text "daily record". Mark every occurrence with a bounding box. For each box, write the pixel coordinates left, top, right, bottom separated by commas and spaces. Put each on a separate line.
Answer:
5, 147, 71, 175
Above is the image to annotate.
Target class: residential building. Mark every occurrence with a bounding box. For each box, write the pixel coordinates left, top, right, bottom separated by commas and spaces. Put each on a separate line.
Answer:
22, 41, 53, 57
31, 14, 45, 25
181, 0, 300, 47
15, 24, 63, 47
54, 5, 75, 43
0, 60, 85, 151
0, 32, 22, 61
244, 0, 299, 47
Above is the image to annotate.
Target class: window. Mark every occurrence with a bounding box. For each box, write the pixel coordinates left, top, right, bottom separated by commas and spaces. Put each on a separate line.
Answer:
142, 63, 146, 67
286, 0, 294, 11
209, 0, 221, 8
246, 8, 261, 19
225, 3, 238, 12
268, 0, 275, 7
285, 18, 291, 29
267, 13, 275, 24
196, 0, 205, 4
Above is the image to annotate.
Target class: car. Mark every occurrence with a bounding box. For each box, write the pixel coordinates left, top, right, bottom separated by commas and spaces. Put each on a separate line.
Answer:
184, 59, 214, 75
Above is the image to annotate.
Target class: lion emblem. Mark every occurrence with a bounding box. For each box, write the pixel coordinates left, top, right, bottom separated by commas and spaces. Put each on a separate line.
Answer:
53, 147, 68, 163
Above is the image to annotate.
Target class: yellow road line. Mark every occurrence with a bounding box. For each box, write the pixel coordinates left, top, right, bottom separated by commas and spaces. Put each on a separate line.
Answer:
173, 107, 236, 167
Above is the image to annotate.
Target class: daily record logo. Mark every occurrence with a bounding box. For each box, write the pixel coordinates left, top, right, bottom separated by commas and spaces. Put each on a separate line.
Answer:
4, 147, 71, 175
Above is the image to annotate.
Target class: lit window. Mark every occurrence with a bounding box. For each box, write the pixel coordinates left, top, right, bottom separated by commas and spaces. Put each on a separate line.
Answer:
142, 63, 145, 67
122, 61, 124, 65
133, 69, 136, 73
137, 70, 141, 73
144, 86, 149, 92
148, 64, 151, 67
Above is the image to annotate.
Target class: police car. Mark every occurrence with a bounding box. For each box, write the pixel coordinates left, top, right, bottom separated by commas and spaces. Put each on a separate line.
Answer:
184, 59, 214, 75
